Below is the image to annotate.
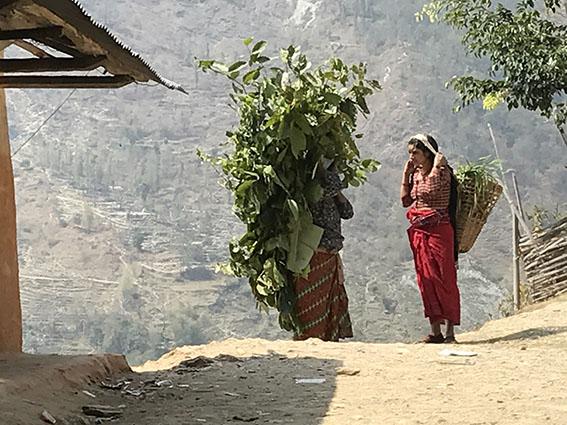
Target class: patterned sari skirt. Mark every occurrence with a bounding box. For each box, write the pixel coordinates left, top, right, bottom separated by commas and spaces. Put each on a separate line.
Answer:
293, 250, 353, 341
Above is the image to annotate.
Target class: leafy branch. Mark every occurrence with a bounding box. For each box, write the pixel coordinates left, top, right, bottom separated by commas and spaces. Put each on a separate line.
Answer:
418, 0, 567, 146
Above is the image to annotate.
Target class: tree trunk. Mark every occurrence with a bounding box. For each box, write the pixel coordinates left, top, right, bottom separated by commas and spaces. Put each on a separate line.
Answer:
0, 48, 22, 353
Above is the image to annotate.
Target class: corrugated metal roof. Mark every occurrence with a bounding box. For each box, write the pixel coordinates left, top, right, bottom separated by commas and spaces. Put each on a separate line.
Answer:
62, 0, 186, 93
0, 0, 187, 93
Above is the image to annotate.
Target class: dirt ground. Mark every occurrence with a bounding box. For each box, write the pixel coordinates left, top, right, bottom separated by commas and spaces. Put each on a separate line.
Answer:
3, 295, 567, 425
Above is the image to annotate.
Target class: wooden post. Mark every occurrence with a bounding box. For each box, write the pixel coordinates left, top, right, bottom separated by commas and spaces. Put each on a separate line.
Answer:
512, 214, 521, 311
0, 48, 22, 352
512, 173, 524, 311
488, 123, 529, 312
487, 123, 532, 239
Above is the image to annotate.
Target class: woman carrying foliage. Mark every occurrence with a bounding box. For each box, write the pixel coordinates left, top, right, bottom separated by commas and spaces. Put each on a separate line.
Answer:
293, 160, 355, 342
197, 41, 380, 341
400, 134, 460, 343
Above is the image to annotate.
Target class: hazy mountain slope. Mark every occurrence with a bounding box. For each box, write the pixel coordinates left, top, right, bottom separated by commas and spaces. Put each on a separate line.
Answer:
7, 0, 566, 362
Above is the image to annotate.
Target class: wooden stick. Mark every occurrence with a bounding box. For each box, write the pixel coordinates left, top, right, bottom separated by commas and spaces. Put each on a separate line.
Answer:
525, 254, 567, 272
513, 214, 521, 310
523, 245, 567, 266
511, 171, 524, 310
525, 257, 567, 273
511, 173, 525, 220
532, 287, 567, 302
528, 257, 567, 277
528, 276, 567, 291
487, 123, 533, 238
534, 277, 567, 292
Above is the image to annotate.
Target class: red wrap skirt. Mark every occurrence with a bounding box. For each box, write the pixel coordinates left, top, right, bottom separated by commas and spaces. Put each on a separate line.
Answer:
407, 208, 460, 325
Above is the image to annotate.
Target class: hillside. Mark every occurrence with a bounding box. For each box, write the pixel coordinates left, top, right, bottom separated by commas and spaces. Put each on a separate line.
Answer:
6, 0, 567, 362
3, 294, 567, 424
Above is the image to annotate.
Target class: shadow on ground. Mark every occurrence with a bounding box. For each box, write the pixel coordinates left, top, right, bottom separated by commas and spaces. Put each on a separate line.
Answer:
90, 352, 342, 425
463, 326, 567, 345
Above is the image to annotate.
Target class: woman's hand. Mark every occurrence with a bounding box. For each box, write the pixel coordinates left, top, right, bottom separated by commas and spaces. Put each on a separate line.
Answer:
433, 152, 447, 169
403, 159, 415, 177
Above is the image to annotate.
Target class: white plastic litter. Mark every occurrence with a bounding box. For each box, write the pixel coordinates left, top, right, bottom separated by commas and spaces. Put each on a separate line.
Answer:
439, 349, 478, 357
295, 378, 326, 384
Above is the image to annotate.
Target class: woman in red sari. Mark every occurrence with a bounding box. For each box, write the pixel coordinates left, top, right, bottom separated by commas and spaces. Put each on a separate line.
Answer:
401, 134, 460, 343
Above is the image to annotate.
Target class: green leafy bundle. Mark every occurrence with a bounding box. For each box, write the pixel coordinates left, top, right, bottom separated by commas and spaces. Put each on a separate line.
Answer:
455, 156, 501, 215
197, 40, 380, 331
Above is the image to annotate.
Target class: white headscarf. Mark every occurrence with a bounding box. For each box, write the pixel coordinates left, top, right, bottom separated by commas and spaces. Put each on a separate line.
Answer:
411, 133, 437, 155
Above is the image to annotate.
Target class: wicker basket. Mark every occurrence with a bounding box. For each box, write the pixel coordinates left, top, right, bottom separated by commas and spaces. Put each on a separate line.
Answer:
455, 177, 503, 253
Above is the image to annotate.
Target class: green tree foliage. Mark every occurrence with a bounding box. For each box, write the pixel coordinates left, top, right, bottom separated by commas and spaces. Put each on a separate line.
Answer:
197, 40, 381, 332
419, 0, 567, 145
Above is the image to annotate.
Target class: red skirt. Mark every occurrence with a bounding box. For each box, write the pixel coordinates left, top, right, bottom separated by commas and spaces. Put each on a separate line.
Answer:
407, 208, 460, 325
293, 251, 353, 341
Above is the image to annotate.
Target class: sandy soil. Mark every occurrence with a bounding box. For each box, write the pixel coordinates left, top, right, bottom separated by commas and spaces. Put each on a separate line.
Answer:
0, 353, 130, 424
2, 295, 567, 425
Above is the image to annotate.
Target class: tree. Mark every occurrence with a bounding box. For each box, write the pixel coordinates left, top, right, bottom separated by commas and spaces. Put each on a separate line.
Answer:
420, 0, 567, 146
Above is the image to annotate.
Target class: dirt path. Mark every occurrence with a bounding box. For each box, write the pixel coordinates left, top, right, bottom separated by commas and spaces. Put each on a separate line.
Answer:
3, 295, 567, 425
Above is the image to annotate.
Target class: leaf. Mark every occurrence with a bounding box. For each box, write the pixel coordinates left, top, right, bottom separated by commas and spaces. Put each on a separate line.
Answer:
286, 199, 300, 221
215, 262, 234, 275
323, 92, 342, 106
256, 284, 269, 296
236, 179, 254, 195
292, 112, 313, 135
265, 113, 282, 129
231, 83, 243, 94
211, 62, 229, 74
482, 92, 505, 111
356, 96, 370, 114
272, 266, 287, 287
243, 37, 254, 46
286, 214, 324, 273
243, 68, 260, 84
252, 40, 268, 56
305, 180, 323, 203
229, 60, 247, 72
265, 236, 289, 251
197, 59, 214, 70
263, 165, 288, 191
303, 72, 320, 87
290, 125, 307, 157
361, 158, 380, 172
279, 48, 290, 63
